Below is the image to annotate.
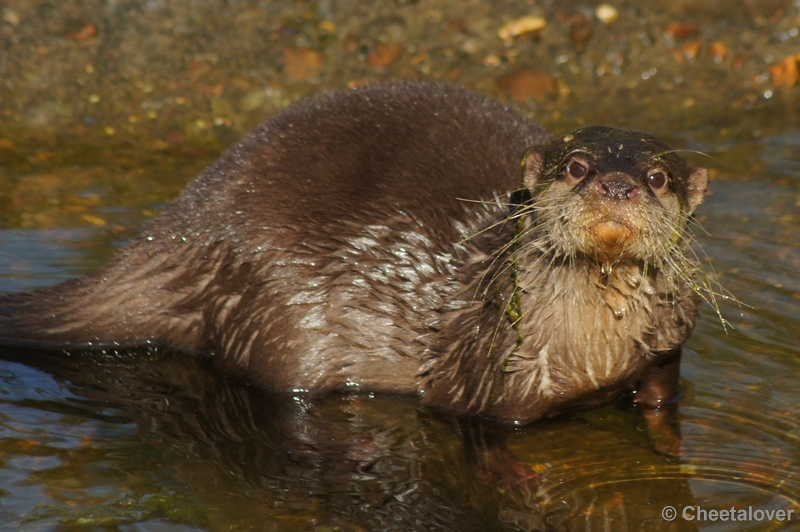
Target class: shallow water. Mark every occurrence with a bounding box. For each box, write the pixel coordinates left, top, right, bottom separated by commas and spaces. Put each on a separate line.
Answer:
0, 126, 798, 531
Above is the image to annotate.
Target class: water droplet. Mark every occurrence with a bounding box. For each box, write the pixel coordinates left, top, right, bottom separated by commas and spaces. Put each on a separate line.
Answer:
614, 308, 626, 319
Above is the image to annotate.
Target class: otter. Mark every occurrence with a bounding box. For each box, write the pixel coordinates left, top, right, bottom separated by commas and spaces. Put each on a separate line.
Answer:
0, 82, 709, 424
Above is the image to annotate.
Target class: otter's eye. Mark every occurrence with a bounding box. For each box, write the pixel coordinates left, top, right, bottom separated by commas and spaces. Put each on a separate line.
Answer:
566, 160, 588, 180
648, 171, 668, 190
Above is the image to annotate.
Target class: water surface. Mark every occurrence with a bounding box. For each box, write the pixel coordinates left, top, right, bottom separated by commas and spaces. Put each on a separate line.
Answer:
0, 124, 798, 531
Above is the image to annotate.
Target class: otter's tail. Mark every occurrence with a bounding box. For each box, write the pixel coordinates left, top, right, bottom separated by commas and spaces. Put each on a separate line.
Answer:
0, 239, 228, 352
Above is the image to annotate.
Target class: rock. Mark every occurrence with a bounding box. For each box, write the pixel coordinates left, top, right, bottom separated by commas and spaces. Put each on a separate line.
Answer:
66, 22, 98, 44
497, 16, 546, 42
367, 44, 403, 68
768, 54, 800, 87
595, 4, 618, 24
664, 22, 698, 41
709, 41, 728, 64
282, 48, 324, 82
500, 68, 557, 103
569, 15, 592, 53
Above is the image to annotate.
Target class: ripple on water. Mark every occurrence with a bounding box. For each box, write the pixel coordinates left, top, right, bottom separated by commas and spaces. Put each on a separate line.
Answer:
0, 228, 110, 293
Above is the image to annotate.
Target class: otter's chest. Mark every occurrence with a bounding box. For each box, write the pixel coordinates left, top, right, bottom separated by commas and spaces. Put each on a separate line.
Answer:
509, 263, 658, 401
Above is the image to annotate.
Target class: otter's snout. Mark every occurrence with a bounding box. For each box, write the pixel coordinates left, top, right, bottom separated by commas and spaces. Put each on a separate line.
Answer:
595, 175, 639, 200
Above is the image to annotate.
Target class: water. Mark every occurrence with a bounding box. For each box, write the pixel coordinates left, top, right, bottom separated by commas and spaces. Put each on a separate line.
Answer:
0, 129, 797, 531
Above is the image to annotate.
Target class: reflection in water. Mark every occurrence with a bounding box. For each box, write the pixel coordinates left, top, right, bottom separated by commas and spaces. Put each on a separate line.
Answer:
0, 228, 116, 292
0, 135, 799, 530
0, 347, 706, 531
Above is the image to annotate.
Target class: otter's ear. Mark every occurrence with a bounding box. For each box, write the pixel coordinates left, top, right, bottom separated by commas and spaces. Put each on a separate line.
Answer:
522, 148, 545, 192
686, 166, 709, 213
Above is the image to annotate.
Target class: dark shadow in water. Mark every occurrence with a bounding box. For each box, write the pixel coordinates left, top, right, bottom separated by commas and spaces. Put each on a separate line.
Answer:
0, 346, 703, 531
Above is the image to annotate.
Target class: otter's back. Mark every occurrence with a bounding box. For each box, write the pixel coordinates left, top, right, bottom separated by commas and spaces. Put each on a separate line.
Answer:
0, 82, 550, 394
159, 82, 549, 246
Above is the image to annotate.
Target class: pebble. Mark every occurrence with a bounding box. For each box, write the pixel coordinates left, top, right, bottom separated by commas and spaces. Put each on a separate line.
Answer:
569, 15, 592, 52
2, 8, 20, 25
483, 54, 501, 67
497, 16, 546, 42
768, 54, 800, 87
82, 214, 106, 226
367, 44, 403, 68
66, 22, 98, 44
282, 48, 324, 81
595, 4, 619, 24
500, 68, 557, 103
664, 22, 698, 41
709, 41, 728, 63
318, 21, 336, 33
682, 40, 702, 60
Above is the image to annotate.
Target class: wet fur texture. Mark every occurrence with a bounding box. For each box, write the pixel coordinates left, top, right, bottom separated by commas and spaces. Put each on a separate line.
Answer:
0, 82, 708, 423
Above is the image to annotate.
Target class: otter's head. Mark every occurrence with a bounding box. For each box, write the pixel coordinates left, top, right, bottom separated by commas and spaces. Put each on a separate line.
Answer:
519, 126, 709, 265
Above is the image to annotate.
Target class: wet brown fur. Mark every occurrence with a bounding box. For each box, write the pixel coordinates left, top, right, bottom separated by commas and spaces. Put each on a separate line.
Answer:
0, 82, 709, 423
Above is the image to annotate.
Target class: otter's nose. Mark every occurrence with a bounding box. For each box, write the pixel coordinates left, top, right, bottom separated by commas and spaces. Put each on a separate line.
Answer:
596, 177, 639, 200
